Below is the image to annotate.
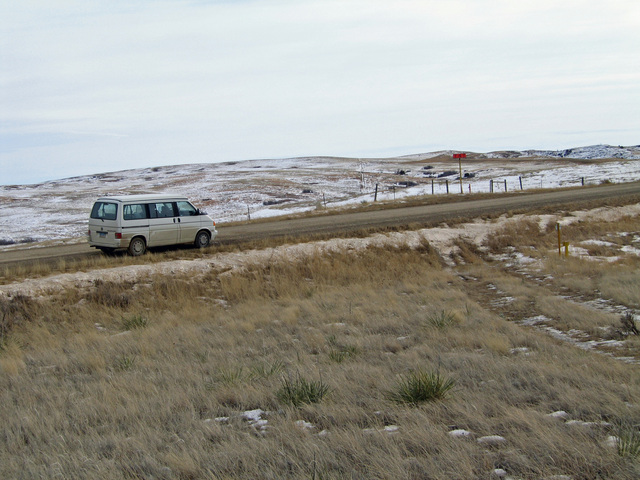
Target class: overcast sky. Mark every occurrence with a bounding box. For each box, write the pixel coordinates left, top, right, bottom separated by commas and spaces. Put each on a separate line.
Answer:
1, 0, 639, 185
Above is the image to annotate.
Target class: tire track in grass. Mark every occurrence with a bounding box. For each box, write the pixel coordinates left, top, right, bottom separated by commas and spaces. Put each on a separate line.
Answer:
457, 262, 640, 364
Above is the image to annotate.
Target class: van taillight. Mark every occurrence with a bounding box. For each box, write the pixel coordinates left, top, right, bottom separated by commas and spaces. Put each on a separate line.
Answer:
115, 233, 122, 239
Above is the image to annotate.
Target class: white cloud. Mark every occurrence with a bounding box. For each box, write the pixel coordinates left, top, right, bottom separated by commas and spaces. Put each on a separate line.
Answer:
1, 0, 639, 184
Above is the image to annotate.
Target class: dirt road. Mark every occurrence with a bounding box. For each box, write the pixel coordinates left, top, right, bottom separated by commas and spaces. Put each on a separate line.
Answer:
2, 182, 639, 268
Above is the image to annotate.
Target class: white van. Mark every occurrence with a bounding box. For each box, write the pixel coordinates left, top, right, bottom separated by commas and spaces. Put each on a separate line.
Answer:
88, 194, 217, 256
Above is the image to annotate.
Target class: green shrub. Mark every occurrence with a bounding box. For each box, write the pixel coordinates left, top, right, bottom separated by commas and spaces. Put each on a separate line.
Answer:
387, 369, 455, 405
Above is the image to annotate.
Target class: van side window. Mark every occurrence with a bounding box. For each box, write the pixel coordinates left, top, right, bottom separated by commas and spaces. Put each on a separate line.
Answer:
90, 202, 118, 220
177, 201, 197, 216
123, 204, 148, 220
150, 202, 176, 218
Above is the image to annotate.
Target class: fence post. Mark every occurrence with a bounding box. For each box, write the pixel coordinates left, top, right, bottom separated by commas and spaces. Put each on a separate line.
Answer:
323, 193, 327, 208
247, 205, 251, 220
445, 180, 449, 194
374, 183, 378, 202
431, 178, 434, 195
504, 179, 507, 192
519, 176, 523, 190
490, 179, 493, 193
581, 177, 585, 186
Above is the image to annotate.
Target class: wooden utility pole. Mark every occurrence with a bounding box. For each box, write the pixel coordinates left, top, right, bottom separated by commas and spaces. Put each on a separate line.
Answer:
453, 153, 466, 194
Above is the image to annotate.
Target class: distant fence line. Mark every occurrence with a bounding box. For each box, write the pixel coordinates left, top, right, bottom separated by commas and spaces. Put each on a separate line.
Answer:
377, 175, 592, 197
243, 175, 602, 220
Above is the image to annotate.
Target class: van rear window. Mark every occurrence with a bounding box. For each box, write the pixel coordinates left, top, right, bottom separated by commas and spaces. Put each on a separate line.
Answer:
150, 202, 176, 218
90, 202, 118, 220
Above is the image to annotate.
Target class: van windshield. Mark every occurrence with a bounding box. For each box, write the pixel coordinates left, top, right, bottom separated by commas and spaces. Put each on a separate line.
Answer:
177, 201, 198, 216
91, 202, 118, 220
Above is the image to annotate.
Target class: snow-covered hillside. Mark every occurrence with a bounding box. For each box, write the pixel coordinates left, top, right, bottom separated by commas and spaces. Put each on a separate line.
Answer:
486, 144, 640, 160
1, 145, 639, 247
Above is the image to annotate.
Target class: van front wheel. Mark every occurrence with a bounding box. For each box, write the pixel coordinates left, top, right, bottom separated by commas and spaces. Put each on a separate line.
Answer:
195, 231, 210, 249
128, 237, 146, 256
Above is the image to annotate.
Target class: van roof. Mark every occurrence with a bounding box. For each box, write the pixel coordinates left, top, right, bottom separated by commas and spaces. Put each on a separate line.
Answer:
95, 194, 189, 203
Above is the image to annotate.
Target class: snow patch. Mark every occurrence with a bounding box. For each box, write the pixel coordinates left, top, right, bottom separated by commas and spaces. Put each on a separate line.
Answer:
2, 146, 640, 248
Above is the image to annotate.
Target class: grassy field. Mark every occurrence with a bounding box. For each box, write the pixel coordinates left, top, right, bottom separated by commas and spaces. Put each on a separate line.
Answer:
1, 209, 640, 479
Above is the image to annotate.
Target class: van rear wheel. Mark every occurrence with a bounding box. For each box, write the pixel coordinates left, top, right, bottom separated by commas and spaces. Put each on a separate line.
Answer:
128, 237, 146, 256
195, 231, 210, 249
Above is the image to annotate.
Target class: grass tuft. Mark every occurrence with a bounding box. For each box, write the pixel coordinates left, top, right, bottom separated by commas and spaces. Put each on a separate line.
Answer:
328, 345, 359, 363
619, 312, 639, 336
216, 366, 246, 385
326, 336, 359, 363
115, 355, 136, 371
121, 314, 149, 330
0, 294, 36, 345
89, 281, 132, 308
387, 369, 455, 405
427, 310, 457, 329
616, 425, 640, 458
249, 360, 285, 379
277, 374, 330, 407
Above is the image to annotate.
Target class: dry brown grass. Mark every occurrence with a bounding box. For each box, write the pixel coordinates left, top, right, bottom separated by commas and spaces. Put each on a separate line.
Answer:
2, 234, 640, 479
0, 248, 193, 285
484, 216, 555, 253
482, 211, 640, 310
484, 212, 640, 256
458, 211, 640, 369
542, 255, 640, 308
